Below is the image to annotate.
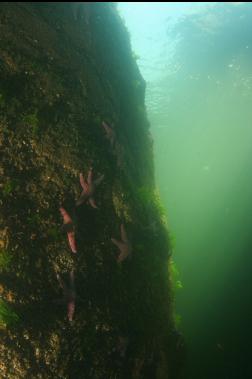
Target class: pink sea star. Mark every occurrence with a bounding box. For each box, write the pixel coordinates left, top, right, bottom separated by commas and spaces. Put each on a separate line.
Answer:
76, 168, 104, 208
56, 270, 76, 322
59, 207, 77, 254
111, 224, 132, 263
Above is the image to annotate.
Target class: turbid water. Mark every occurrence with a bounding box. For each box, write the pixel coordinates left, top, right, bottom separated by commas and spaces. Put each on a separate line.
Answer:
119, 2, 252, 378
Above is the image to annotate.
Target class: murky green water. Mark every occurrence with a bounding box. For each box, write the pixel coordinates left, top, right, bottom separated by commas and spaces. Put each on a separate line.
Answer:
119, 3, 252, 378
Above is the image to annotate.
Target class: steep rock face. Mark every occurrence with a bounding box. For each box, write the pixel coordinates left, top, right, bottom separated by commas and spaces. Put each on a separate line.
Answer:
0, 3, 184, 378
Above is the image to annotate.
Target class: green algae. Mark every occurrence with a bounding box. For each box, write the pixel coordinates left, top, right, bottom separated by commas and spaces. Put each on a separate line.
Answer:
0, 300, 19, 327
2, 181, 14, 197
22, 112, 39, 134
0, 250, 11, 270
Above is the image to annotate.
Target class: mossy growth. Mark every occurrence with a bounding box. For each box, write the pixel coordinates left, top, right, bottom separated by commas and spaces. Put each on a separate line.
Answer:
27, 213, 42, 226
174, 313, 182, 329
169, 231, 176, 251
47, 226, 62, 242
0, 250, 11, 270
112, 190, 132, 223
170, 259, 183, 291
169, 258, 184, 334
0, 300, 19, 328
22, 111, 39, 134
135, 186, 168, 226
2, 180, 15, 197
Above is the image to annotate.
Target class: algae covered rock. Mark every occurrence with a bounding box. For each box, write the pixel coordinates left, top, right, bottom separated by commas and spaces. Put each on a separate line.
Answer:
0, 3, 184, 378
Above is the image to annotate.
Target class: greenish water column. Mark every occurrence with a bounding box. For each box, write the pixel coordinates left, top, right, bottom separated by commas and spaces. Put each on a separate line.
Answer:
119, 2, 252, 378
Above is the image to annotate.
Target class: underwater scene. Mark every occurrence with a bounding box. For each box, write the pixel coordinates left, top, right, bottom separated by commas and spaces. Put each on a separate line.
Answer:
0, 2, 251, 378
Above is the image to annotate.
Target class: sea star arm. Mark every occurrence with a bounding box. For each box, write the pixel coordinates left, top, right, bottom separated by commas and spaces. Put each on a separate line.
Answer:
59, 207, 77, 253
117, 250, 129, 263
60, 207, 72, 225
56, 272, 76, 322
76, 191, 89, 206
69, 270, 75, 291
87, 168, 93, 186
67, 270, 76, 322
56, 273, 66, 291
111, 224, 132, 263
67, 299, 75, 322
102, 121, 115, 146
67, 231, 77, 254
111, 238, 125, 251
77, 170, 104, 208
89, 197, 98, 209
80, 173, 88, 192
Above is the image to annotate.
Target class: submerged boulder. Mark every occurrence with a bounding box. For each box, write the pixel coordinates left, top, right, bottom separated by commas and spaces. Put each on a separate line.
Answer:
0, 3, 184, 378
